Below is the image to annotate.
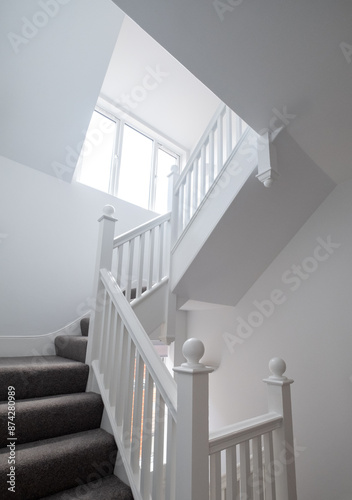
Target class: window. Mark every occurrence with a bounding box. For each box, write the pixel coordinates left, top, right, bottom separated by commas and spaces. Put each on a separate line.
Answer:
75, 104, 181, 214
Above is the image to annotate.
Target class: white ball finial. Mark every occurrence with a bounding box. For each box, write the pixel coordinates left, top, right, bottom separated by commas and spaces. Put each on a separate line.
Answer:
269, 357, 287, 380
103, 205, 115, 216
264, 178, 274, 188
182, 338, 205, 368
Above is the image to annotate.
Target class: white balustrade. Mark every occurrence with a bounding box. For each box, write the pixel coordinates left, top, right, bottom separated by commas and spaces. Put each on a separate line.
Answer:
173, 105, 247, 238
112, 212, 171, 302
208, 359, 297, 500
86, 206, 297, 500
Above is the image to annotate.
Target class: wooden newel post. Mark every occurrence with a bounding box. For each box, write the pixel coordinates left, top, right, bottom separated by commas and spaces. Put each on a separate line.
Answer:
86, 205, 117, 369
263, 358, 297, 500
173, 338, 214, 500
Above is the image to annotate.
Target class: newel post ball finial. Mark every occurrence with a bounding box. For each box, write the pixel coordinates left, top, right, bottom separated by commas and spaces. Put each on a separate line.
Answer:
269, 357, 287, 380
103, 205, 115, 217
182, 338, 205, 368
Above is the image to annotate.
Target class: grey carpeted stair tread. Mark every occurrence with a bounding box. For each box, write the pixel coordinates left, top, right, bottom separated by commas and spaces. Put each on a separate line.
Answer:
0, 356, 89, 401
0, 429, 117, 499
55, 335, 88, 363
80, 317, 90, 337
40, 474, 133, 499
0, 392, 103, 447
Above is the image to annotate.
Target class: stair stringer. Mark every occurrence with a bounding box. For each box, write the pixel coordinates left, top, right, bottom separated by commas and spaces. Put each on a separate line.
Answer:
171, 127, 258, 292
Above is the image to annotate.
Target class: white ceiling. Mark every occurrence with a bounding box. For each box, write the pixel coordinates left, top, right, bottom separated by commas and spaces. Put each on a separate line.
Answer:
100, 16, 221, 154
111, 0, 352, 184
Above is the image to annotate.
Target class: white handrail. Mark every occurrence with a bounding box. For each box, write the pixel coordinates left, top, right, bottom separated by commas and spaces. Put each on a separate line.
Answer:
113, 212, 171, 248
174, 103, 226, 192
172, 104, 247, 239
209, 412, 282, 454
100, 268, 177, 419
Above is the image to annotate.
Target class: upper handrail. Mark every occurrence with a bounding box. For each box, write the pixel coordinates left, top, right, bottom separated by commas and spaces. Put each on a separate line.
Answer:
174, 103, 226, 193
113, 212, 171, 248
209, 411, 282, 454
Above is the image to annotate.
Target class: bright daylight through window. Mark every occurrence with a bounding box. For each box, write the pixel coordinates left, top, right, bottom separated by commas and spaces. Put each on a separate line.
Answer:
75, 107, 180, 214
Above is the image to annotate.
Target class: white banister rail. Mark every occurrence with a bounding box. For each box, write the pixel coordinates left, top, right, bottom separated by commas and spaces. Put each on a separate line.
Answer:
208, 359, 297, 500
112, 212, 171, 302
92, 268, 177, 500
173, 104, 247, 238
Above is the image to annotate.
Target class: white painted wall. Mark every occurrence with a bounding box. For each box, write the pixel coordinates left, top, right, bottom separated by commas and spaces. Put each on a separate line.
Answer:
0, 0, 124, 181
187, 180, 352, 500
0, 155, 157, 336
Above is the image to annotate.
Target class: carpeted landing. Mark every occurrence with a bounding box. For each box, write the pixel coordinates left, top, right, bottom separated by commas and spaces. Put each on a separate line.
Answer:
0, 319, 133, 499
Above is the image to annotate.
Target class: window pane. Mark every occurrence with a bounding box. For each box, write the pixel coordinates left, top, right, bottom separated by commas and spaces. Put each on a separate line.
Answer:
154, 148, 178, 214
118, 125, 153, 210
77, 111, 116, 193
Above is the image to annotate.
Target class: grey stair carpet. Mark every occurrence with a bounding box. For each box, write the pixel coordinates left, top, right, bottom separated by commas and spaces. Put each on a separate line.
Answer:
40, 475, 133, 499
54, 335, 87, 363
0, 352, 133, 499
0, 356, 89, 400
0, 392, 103, 447
0, 429, 117, 499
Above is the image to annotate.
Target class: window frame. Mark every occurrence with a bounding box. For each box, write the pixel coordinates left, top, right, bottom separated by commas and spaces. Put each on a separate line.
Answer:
75, 98, 185, 213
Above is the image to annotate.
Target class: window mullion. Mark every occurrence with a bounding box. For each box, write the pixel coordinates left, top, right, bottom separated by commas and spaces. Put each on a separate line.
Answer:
112, 119, 125, 197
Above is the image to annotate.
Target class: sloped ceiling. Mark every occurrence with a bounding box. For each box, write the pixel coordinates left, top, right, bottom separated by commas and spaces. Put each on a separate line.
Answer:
100, 16, 221, 154
0, 0, 123, 182
111, 0, 352, 184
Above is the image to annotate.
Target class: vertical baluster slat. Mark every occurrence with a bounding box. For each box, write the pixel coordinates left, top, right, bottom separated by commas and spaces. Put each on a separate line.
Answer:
147, 228, 155, 290
192, 158, 199, 217
226, 446, 238, 500
116, 244, 124, 287
98, 288, 108, 371
137, 232, 145, 299
217, 113, 223, 174
140, 371, 154, 499
125, 238, 134, 302
158, 222, 165, 282
236, 114, 242, 144
115, 321, 127, 424
240, 440, 252, 500
109, 313, 121, 409
209, 128, 215, 185
252, 435, 264, 500
200, 148, 206, 200
152, 390, 165, 500
105, 306, 118, 391
165, 413, 176, 500
210, 452, 222, 500
184, 169, 192, 226
131, 352, 144, 474
226, 106, 232, 159
101, 296, 112, 378
122, 337, 136, 450
177, 183, 185, 236
263, 432, 276, 500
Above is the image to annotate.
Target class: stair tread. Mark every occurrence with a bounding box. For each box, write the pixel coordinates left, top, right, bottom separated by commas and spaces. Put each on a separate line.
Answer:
0, 392, 103, 446
0, 355, 86, 368
0, 355, 89, 400
40, 475, 133, 499
0, 429, 117, 499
